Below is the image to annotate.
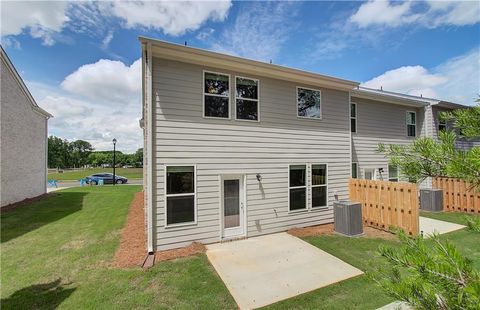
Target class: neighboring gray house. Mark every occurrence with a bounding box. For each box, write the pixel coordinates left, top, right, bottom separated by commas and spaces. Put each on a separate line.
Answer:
139, 38, 476, 252
1, 46, 52, 207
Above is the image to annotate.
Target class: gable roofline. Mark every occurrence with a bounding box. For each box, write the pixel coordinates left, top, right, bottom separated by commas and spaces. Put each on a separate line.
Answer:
139, 36, 359, 91
351, 86, 430, 107
354, 86, 473, 109
1, 45, 52, 119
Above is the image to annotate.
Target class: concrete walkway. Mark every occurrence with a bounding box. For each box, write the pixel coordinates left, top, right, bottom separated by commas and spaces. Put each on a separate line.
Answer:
206, 232, 363, 309
419, 216, 465, 237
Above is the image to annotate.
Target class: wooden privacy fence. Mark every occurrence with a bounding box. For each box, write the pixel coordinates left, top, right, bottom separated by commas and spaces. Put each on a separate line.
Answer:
349, 179, 419, 236
433, 177, 480, 213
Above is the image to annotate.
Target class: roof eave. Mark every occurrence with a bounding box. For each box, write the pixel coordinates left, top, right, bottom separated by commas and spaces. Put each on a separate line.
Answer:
351, 89, 429, 107
138, 36, 359, 91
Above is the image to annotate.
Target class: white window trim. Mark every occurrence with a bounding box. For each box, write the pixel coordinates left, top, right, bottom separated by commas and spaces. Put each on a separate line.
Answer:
296, 86, 322, 120
288, 164, 308, 213
234, 75, 260, 122
406, 111, 417, 137
388, 164, 399, 182
351, 162, 358, 178
311, 163, 328, 209
350, 102, 357, 133
363, 168, 376, 180
203, 70, 231, 120
164, 164, 197, 228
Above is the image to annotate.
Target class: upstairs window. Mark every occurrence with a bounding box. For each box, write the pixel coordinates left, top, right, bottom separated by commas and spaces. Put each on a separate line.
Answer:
236, 76, 259, 121
297, 87, 321, 119
166, 166, 196, 226
388, 164, 399, 182
204, 71, 230, 118
289, 165, 307, 211
311, 164, 327, 208
406, 111, 416, 137
350, 103, 357, 133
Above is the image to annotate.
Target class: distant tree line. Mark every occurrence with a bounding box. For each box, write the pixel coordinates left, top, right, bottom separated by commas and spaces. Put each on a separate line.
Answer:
48, 136, 143, 169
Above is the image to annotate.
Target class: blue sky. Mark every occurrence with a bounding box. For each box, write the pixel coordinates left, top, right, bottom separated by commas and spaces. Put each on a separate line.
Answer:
1, 1, 479, 152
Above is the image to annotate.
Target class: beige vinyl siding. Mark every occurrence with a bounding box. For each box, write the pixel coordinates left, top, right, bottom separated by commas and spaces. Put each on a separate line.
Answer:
351, 96, 424, 181
152, 58, 351, 250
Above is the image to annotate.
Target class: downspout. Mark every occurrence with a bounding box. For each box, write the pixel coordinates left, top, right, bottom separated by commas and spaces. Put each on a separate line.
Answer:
145, 42, 154, 254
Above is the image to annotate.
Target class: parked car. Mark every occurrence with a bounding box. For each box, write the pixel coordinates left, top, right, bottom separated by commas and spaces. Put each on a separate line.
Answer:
86, 173, 128, 185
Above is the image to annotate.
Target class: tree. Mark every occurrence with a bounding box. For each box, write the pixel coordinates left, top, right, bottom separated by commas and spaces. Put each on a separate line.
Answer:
378, 101, 480, 188
442, 101, 480, 139
70, 140, 93, 168
372, 231, 480, 310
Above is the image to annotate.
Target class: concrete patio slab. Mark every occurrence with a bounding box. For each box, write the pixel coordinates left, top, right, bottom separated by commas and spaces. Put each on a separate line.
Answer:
419, 216, 465, 237
206, 232, 363, 309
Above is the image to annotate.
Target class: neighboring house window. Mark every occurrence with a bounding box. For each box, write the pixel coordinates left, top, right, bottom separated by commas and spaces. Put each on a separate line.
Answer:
289, 165, 307, 211
351, 162, 358, 179
438, 115, 447, 132
311, 164, 327, 208
236, 76, 259, 121
388, 164, 399, 182
204, 71, 230, 118
406, 111, 416, 137
297, 87, 321, 119
166, 166, 196, 226
350, 103, 357, 133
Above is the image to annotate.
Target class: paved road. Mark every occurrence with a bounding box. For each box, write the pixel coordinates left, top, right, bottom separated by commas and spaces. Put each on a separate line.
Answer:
48, 179, 143, 192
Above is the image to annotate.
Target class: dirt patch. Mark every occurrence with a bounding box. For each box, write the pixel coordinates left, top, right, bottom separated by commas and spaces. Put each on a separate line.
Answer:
112, 191, 147, 268
155, 242, 205, 262
288, 223, 334, 237
0, 193, 52, 213
288, 223, 397, 240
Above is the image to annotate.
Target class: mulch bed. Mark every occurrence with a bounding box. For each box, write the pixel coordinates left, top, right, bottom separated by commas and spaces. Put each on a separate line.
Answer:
112, 191, 148, 268
288, 223, 397, 240
0, 193, 51, 214
154, 242, 205, 262
112, 191, 206, 268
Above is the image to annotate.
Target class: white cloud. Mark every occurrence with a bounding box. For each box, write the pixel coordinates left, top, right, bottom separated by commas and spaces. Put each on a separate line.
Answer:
27, 56, 143, 153
211, 2, 298, 62
350, 1, 419, 28
102, 0, 232, 36
1, 37, 21, 49
61, 58, 141, 105
350, 0, 480, 28
101, 30, 114, 50
362, 49, 480, 105
196, 28, 215, 41
1, 1, 69, 46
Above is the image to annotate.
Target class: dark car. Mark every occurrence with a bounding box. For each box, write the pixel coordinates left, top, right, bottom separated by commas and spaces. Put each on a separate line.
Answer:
86, 173, 128, 185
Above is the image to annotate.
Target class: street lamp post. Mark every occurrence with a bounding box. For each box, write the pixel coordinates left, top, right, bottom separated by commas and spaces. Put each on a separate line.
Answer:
112, 138, 117, 186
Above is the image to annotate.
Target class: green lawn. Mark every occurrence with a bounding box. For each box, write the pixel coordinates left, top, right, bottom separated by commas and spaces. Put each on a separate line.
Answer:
2, 187, 478, 309
48, 168, 143, 181
1, 186, 235, 309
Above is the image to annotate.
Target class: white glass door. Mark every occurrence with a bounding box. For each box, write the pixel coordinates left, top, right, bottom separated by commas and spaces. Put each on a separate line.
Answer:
222, 176, 245, 238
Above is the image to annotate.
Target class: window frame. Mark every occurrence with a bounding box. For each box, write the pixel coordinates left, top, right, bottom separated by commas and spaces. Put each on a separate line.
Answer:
164, 164, 197, 228
234, 75, 260, 122
437, 111, 447, 132
406, 111, 417, 137
296, 86, 322, 120
350, 102, 357, 133
351, 162, 358, 179
202, 70, 231, 120
388, 164, 399, 182
288, 164, 308, 212
311, 163, 328, 209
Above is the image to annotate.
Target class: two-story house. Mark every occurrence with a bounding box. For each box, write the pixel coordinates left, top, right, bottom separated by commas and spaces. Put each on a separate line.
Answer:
139, 37, 476, 252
